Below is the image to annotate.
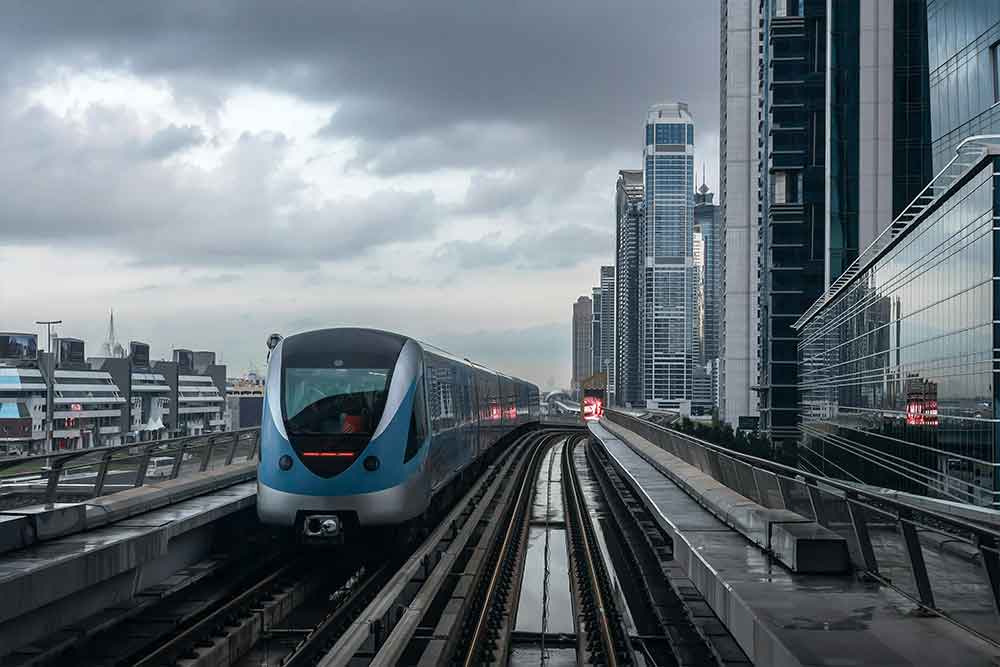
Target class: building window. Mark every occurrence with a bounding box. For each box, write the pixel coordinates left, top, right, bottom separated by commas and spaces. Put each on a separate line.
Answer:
774, 0, 801, 17
993, 42, 1000, 103
771, 171, 801, 204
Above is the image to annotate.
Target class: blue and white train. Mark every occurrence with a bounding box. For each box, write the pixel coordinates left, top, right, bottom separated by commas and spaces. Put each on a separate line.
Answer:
257, 327, 540, 541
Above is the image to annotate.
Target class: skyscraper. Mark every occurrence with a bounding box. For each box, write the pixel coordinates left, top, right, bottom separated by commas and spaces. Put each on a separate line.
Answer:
827, 0, 932, 284
571, 295, 593, 394
926, 0, 996, 171
757, 0, 826, 445
614, 169, 644, 408
694, 180, 721, 368
599, 265, 615, 393
640, 103, 696, 411
719, 0, 761, 427
591, 285, 602, 381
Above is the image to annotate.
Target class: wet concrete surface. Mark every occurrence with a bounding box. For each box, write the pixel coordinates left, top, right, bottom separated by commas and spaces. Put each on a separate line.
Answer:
516, 441, 574, 635
592, 420, 1000, 666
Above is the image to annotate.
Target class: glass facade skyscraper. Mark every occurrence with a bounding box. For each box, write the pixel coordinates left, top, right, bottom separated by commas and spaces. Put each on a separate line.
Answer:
571, 296, 592, 394
599, 265, 615, 388
927, 1, 1000, 172
796, 139, 1000, 507
641, 103, 696, 410
614, 170, 644, 408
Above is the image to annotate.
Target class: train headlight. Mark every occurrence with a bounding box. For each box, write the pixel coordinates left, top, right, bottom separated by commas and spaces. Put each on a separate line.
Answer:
278, 454, 293, 471
363, 455, 380, 471
321, 516, 341, 535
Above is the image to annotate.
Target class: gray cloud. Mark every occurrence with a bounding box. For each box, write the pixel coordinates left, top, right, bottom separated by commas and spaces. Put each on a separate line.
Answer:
0, 102, 441, 265
435, 225, 612, 271
141, 123, 206, 159
0, 1, 720, 176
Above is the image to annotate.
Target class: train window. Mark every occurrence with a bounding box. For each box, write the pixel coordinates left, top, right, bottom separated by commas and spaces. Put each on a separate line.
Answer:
405, 378, 428, 462
283, 367, 390, 436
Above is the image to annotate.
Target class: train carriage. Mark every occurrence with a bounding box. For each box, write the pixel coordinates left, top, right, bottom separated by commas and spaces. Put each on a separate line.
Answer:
257, 327, 539, 541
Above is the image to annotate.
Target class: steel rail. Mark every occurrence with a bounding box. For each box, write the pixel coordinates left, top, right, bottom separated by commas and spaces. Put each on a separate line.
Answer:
562, 433, 631, 666
460, 431, 553, 667
316, 429, 542, 666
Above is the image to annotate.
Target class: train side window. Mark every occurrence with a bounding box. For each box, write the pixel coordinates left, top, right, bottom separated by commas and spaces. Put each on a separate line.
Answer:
405, 376, 428, 462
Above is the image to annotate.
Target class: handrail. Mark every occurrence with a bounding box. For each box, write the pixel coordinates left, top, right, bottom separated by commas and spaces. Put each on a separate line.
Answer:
0, 427, 260, 508
604, 408, 1000, 640
607, 409, 1000, 540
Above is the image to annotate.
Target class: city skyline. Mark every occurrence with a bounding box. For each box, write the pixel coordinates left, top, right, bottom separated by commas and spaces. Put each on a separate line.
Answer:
0, 1, 722, 392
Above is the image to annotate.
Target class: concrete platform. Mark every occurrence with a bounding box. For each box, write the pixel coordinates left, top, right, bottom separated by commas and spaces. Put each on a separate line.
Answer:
590, 420, 1000, 667
0, 462, 255, 555
0, 474, 257, 658
600, 420, 848, 574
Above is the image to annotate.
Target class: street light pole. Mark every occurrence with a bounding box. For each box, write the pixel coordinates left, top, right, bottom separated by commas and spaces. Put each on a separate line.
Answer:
35, 319, 62, 454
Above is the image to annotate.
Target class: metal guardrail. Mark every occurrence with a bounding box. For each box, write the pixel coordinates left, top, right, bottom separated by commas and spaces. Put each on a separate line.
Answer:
0, 428, 260, 509
604, 409, 1000, 642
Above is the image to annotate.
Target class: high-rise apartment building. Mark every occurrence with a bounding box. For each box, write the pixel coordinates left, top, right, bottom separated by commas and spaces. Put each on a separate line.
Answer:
599, 265, 615, 392
614, 170, 644, 408
719, 0, 761, 426
641, 103, 696, 411
591, 285, 602, 380
571, 295, 593, 393
756, 0, 827, 445
926, 1, 1000, 171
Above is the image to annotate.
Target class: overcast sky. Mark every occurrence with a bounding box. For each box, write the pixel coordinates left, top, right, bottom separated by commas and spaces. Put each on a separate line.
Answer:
0, 1, 720, 390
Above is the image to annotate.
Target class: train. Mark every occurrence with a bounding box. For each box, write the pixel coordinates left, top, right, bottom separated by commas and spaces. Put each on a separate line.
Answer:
582, 388, 605, 422
257, 327, 540, 542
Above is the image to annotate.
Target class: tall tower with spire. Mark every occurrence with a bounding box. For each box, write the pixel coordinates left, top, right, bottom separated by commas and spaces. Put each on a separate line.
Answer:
101, 309, 126, 358
694, 167, 721, 409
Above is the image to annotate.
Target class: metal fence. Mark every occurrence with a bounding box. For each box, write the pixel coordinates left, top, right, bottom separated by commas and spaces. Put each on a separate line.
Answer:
0, 428, 260, 509
605, 409, 1000, 643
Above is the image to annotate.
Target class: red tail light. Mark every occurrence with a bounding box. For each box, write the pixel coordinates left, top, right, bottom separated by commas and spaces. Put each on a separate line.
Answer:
301, 451, 356, 458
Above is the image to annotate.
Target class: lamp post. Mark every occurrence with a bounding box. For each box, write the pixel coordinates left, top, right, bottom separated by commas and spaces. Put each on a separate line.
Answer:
35, 319, 61, 453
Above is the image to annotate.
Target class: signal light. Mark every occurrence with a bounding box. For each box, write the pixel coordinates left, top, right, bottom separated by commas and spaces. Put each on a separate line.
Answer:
363, 456, 380, 471
301, 451, 355, 458
278, 454, 293, 470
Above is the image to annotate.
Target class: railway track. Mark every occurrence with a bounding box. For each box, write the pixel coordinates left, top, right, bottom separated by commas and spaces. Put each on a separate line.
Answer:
20, 424, 751, 667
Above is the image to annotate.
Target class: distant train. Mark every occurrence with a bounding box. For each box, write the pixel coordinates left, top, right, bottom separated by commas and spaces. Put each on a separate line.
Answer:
582, 388, 605, 422
257, 327, 540, 541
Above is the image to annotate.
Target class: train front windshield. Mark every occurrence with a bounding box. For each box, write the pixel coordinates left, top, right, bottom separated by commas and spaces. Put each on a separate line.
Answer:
284, 368, 390, 435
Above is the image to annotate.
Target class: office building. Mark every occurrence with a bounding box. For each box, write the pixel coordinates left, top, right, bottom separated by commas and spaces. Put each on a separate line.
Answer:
795, 137, 1000, 507
827, 0, 933, 282
50, 336, 127, 449
0, 333, 47, 454
719, 0, 761, 427
926, 1, 1000, 172
155, 349, 227, 437
599, 265, 615, 395
571, 296, 593, 394
591, 286, 603, 383
756, 0, 827, 445
641, 102, 696, 411
614, 169, 644, 407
